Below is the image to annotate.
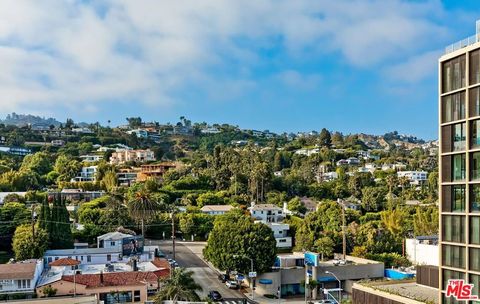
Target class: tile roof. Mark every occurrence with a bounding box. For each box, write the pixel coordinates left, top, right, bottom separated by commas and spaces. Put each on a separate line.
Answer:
151, 258, 170, 269
62, 270, 169, 288
0, 260, 38, 280
49, 258, 81, 266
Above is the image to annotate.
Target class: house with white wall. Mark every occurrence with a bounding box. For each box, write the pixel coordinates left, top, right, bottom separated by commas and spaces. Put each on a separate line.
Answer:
0, 259, 43, 298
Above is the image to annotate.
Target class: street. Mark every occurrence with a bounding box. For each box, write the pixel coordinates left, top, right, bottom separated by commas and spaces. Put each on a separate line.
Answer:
147, 240, 245, 300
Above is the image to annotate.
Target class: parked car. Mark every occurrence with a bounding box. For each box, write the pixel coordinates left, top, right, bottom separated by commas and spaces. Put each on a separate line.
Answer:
218, 274, 229, 282
208, 290, 222, 301
226, 280, 239, 289
313, 300, 335, 304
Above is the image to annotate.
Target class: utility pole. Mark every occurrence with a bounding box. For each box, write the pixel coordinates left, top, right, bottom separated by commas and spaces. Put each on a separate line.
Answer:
338, 199, 346, 261
171, 208, 176, 261
31, 203, 36, 238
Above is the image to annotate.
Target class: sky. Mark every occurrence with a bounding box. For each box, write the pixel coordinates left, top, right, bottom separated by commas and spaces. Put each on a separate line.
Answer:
0, 0, 479, 140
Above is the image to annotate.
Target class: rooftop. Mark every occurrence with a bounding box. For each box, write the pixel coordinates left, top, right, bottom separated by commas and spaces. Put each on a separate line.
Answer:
97, 231, 135, 241
356, 280, 438, 304
444, 20, 480, 55
62, 270, 167, 288
49, 258, 80, 267
249, 204, 282, 211
200, 205, 234, 212
0, 260, 39, 280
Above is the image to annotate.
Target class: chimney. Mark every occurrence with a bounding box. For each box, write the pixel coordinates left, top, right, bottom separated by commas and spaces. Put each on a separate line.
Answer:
133, 259, 138, 272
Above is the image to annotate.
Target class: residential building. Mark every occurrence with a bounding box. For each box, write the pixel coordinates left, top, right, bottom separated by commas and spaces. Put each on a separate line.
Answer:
136, 162, 178, 182
248, 204, 291, 248
254, 253, 384, 300
295, 148, 320, 156
397, 171, 428, 185
266, 223, 292, 248
0, 146, 32, 156
43, 232, 155, 266
200, 127, 221, 134
352, 266, 438, 304
51, 139, 65, 147
248, 204, 285, 223
71, 166, 98, 182
50, 189, 106, 202
126, 129, 149, 138
71, 127, 94, 134
36, 258, 170, 302
0, 259, 43, 298
79, 154, 103, 163
109, 149, 155, 164
438, 20, 480, 303
405, 236, 439, 266
96, 144, 132, 152
200, 205, 234, 215
117, 168, 139, 186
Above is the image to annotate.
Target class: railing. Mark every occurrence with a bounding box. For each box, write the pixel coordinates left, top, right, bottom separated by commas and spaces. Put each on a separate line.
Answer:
445, 34, 479, 54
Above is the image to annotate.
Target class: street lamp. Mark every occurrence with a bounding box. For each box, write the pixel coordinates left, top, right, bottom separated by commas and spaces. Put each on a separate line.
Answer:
233, 255, 254, 300
325, 271, 341, 303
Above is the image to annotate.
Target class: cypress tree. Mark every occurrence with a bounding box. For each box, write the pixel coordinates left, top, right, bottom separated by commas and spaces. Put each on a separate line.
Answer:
37, 198, 50, 230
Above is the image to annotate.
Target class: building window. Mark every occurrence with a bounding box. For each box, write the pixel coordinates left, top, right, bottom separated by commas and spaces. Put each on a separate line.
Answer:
442, 215, 465, 243
471, 185, 480, 213
134, 290, 141, 302
110, 241, 115, 246
472, 152, 480, 181
442, 245, 465, 269
453, 123, 466, 151
442, 269, 465, 290
471, 49, 480, 85
470, 248, 480, 272
87, 255, 91, 262
442, 55, 466, 93
470, 274, 480, 297
107, 254, 111, 262
472, 120, 480, 149
453, 154, 466, 181
442, 185, 465, 212
470, 88, 480, 117
471, 217, 480, 244
442, 92, 465, 123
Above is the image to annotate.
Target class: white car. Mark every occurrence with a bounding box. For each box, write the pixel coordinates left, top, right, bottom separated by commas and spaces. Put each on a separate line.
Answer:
225, 280, 239, 289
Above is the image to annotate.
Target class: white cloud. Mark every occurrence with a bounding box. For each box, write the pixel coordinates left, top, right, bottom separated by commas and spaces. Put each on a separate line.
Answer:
0, 0, 459, 115
384, 50, 442, 83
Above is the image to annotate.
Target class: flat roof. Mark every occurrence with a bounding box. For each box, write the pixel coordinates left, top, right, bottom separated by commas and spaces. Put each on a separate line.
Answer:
370, 281, 438, 304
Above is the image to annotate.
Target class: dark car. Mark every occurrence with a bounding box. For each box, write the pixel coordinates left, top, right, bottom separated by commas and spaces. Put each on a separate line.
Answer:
208, 290, 223, 301
218, 274, 229, 282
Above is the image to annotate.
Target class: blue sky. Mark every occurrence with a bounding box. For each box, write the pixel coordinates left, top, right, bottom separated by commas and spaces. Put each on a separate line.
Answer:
0, 0, 479, 140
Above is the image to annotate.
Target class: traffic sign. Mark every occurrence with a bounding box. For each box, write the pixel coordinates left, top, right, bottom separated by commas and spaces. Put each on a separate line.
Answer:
249, 271, 257, 278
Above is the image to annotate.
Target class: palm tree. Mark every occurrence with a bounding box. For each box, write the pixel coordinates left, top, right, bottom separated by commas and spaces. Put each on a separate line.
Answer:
154, 268, 202, 303
127, 186, 162, 236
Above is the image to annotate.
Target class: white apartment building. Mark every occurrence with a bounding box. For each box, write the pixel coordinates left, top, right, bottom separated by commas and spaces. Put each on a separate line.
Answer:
71, 166, 98, 182
109, 149, 155, 164
80, 154, 103, 163
266, 223, 292, 248
248, 204, 292, 248
397, 170, 428, 185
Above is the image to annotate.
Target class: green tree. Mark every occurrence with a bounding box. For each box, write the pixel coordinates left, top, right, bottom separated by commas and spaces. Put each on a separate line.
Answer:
413, 206, 438, 236
101, 169, 118, 192
48, 197, 73, 249
203, 210, 276, 274
287, 197, 307, 214
153, 268, 202, 302
318, 128, 332, 147
20, 152, 53, 176
37, 198, 51, 230
314, 236, 335, 261
0, 202, 30, 245
128, 185, 163, 236
12, 224, 48, 260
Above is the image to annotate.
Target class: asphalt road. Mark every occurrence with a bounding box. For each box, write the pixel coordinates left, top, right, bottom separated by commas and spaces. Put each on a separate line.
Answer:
147, 240, 245, 300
